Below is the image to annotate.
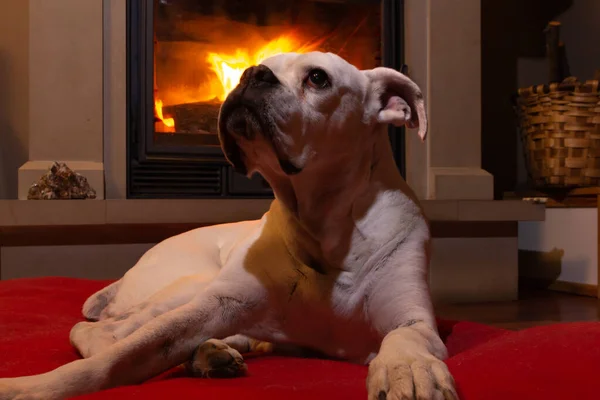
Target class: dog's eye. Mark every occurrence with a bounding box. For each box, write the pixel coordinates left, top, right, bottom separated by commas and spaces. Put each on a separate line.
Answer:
306, 69, 330, 89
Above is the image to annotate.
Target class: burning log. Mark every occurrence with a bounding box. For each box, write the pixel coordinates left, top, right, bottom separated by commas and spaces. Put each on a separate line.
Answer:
163, 101, 221, 134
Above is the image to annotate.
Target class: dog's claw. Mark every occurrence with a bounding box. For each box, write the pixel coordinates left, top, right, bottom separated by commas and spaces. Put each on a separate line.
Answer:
442, 387, 459, 400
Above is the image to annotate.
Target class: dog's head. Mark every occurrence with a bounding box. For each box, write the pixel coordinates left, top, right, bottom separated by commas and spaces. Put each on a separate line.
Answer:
218, 51, 426, 177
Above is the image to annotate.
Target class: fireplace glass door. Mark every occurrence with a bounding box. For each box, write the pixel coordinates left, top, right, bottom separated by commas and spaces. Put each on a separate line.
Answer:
127, 0, 404, 198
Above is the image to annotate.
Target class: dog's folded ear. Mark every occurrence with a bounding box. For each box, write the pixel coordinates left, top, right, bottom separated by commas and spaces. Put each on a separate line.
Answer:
363, 67, 428, 141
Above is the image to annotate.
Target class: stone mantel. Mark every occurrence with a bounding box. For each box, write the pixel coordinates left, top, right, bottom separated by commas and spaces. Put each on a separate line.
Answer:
17, 0, 491, 202
0, 199, 544, 227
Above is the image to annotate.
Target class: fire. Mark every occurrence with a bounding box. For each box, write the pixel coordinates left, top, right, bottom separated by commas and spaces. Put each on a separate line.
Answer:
206, 35, 320, 101
154, 99, 175, 131
155, 34, 322, 132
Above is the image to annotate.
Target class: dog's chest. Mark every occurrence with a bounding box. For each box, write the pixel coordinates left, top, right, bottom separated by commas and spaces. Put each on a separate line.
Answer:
250, 269, 381, 361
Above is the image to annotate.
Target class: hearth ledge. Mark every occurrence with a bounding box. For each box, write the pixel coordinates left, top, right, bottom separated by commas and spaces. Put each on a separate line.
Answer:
0, 199, 544, 227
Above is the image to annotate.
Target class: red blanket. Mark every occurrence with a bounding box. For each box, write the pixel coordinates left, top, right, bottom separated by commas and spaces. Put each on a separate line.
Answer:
1, 277, 598, 399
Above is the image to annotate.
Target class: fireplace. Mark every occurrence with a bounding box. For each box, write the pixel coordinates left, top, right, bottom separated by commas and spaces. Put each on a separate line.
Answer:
127, 0, 406, 198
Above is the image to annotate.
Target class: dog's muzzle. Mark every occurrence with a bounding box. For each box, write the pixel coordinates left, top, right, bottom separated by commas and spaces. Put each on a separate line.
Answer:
219, 64, 280, 137
218, 64, 302, 176
218, 65, 279, 175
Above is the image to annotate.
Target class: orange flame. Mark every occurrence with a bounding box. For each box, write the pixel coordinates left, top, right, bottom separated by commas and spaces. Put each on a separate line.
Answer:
206, 34, 321, 101
154, 99, 175, 131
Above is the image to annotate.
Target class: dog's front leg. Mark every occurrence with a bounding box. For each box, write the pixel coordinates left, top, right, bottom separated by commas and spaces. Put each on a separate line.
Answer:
0, 279, 267, 400
365, 240, 458, 400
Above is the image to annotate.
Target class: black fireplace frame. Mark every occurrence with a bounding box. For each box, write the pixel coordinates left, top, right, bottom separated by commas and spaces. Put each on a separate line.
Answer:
127, 0, 406, 199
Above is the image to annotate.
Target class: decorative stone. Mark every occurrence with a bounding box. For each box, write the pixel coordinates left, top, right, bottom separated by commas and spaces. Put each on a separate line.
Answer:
27, 162, 97, 200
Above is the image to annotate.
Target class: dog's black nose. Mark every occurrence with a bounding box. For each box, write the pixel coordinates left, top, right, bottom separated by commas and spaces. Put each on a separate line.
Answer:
240, 65, 280, 85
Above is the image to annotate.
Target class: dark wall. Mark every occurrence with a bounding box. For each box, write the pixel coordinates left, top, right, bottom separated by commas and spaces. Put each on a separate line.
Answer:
481, 0, 573, 198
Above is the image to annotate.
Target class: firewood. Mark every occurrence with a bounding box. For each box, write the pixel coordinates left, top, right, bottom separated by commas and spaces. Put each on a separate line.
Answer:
163, 101, 221, 134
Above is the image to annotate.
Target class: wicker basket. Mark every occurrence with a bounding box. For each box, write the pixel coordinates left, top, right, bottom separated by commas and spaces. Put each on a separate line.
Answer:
515, 79, 600, 188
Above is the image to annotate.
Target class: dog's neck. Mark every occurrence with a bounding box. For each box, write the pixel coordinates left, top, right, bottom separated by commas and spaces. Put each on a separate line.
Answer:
263, 128, 420, 270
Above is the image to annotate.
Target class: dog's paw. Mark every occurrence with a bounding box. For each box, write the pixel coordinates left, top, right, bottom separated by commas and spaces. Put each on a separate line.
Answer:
70, 321, 118, 358
186, 339, 248, 379
0, 377, 41, 400
0, 379, 19, 400
367, 354, 458, 400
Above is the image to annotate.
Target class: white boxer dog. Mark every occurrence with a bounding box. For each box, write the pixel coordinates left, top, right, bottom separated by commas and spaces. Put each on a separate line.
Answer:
0, 51, 457, 400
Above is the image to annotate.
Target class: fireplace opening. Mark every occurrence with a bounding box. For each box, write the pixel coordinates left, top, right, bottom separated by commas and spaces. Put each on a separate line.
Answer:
127, 0, 405, 198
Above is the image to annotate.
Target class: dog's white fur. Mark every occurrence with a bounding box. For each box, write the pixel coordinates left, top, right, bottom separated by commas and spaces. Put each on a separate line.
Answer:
0, 52, 457, 400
